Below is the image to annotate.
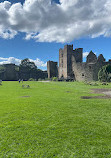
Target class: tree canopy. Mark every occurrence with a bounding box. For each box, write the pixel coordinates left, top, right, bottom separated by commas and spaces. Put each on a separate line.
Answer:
98, 64, 111, 82
20, 58, 37, 70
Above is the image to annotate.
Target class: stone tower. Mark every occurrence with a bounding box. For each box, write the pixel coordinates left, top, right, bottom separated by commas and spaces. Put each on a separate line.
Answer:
47, 61, 58, 79
59, 45, 73, 79
59, 45, 83, 79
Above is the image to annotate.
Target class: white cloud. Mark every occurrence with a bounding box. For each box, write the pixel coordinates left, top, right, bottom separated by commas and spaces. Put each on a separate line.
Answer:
0, 57, 47, 69
29, 58, 47, 67
0, 0, 111, 42
0, 57, 21, 65
83, 51, 97, 58
83, 52, 89, 58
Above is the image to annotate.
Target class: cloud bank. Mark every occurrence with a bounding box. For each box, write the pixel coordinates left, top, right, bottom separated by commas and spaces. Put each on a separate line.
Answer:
0, 57, 47, 68
0, 52, 90, 67
0, 0, 111, 42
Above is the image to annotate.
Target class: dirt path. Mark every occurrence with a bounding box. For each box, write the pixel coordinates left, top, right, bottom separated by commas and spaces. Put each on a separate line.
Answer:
81, 89, 111, 99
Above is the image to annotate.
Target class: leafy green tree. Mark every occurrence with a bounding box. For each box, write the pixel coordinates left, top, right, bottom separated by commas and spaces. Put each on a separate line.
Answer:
98, 64, 111, 82
19, 58, 37, 80
19, 58, 47, 80
20, 58, 37, 70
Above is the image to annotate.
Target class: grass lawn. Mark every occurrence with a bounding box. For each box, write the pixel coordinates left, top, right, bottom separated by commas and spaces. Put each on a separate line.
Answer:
0, 81, 111, 158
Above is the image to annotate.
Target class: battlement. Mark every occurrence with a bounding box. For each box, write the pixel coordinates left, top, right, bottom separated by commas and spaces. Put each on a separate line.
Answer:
64, 44, 73, 50
75, 48, 83, 51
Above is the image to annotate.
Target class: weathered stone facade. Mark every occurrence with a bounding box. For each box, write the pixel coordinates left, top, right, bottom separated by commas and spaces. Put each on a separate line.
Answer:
47, 61, 58, 78
0, 64, 19, 81
47, 44, 111, 81
0, 64, 47, 81
59, 45, 83, 80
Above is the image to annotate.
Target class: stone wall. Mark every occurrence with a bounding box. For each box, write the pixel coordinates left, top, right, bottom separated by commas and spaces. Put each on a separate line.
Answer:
86, 51, 97, 63
59, 48, 64, 78
72, 59, 96, 81
72, 56, 110, 82
73, 48, 83, 63
47, 61, 58, 78
0, 64, 19, 81
0, 64, 48, 81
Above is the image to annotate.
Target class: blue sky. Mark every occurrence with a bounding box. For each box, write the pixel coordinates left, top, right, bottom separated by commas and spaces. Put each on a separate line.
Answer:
0, 0, 111, 70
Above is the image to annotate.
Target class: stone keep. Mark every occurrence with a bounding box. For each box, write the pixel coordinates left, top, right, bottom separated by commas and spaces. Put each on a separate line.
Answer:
59, 45, 83, 79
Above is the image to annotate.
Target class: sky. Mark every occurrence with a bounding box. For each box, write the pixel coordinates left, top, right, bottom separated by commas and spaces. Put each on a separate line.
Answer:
0, 0, 111, 70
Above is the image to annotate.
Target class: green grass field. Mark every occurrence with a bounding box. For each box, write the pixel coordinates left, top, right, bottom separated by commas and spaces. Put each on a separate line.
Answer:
0, 81, 111, 158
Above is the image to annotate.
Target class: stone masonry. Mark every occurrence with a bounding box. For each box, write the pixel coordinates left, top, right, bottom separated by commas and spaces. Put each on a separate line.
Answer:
47, 61, 58, 78
0, 63, 48, 81
47, 44, 111, 81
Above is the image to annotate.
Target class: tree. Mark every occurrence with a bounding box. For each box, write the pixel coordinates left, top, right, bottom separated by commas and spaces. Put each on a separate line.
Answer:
19, 58, 37, 80
20, 58, 37, 70
98, 64, 111, 82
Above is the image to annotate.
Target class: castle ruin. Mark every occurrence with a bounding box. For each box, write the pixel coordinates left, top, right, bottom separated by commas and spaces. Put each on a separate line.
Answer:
47, 44, 111, 81
0, 64, 47, 81
47, 61, 58, 78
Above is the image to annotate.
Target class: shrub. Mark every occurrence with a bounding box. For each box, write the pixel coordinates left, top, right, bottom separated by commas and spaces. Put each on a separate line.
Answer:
38, 78, 42, 81
28, 78, 36, 81
52, 77, 58, 81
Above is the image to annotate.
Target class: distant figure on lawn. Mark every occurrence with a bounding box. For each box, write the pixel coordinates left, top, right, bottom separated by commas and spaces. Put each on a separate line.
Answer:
19, 79, 21, 83
0, 79, 2, 85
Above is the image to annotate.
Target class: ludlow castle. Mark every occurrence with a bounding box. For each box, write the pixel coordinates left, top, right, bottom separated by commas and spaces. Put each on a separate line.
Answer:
47, 44, 111, 81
